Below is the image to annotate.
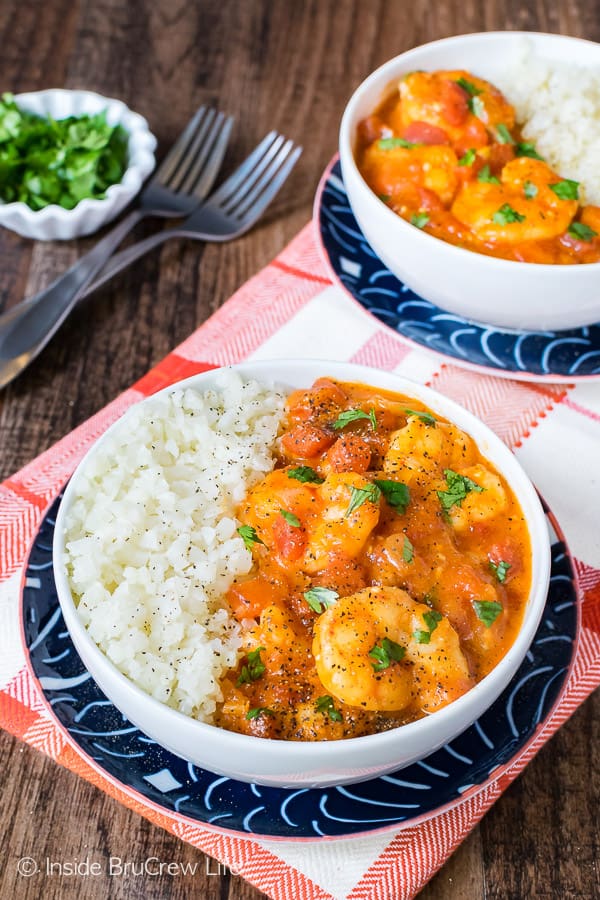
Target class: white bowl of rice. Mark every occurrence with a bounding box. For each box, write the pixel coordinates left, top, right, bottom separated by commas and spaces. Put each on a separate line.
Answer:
339, 31, 600, 332
53, 360, 550, 788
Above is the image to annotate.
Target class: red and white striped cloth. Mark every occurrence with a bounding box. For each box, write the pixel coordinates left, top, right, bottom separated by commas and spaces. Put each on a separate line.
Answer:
1, 223, 599, 899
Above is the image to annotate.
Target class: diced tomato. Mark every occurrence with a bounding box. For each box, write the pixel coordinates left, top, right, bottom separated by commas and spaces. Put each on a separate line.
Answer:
390, 182, 445, 212
488, 142, 515, 174
324, 434, 372, 473
403, 121, 450, 145
286, 380, 348, 425
440, 79, 469, 126
273, 515, 306, 562
280, 423, 335, 458
487, 543, 521, 581
311, 551, 366, 596
227, 576, 286, 621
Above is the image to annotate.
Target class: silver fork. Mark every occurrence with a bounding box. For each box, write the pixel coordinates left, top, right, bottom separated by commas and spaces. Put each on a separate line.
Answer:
84, 132, 302, 296
0, 106, 233, 390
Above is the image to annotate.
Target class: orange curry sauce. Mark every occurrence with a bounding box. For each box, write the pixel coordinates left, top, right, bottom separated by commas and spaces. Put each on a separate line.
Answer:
355, 69, 600, 263
216, 379, 532, 741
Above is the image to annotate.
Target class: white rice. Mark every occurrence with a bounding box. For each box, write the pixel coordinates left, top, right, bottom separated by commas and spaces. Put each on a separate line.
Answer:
497, 42, 600, 205
64, 370, 285, 721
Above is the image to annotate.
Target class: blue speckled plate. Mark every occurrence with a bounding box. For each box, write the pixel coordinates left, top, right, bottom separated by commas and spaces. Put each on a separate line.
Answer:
316, 159, 600, 383
23, 494, 578, 841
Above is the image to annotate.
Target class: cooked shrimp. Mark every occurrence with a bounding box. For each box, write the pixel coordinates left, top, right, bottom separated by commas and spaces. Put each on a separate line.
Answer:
384, 415, 476, 484
304, 473, 381, 573
360, 142, 459, 206
312, 586, 472, 713
452, 157, 578, 242
445, 464, 508, 532
398, 70, 514, 144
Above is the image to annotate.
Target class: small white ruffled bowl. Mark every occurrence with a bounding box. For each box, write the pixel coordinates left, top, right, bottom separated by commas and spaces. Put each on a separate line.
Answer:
0, 89, 156, 240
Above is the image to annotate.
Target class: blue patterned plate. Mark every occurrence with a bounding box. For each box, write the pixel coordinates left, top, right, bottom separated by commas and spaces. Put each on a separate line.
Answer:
316, 159, 600, 383
23, 494, 578, 841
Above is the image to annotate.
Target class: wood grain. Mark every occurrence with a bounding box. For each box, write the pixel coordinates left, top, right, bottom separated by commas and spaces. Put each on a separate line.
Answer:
1, 1, 599, 898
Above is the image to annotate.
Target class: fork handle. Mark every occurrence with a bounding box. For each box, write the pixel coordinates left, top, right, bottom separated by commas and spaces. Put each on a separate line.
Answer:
0, 208, 144, 387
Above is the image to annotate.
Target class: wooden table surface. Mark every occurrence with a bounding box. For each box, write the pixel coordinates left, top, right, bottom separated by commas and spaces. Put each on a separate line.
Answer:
1, 1, 599, 898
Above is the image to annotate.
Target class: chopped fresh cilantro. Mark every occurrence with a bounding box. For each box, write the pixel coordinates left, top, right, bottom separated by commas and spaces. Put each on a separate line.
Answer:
346, 482, 381, 516
516, 141, 544, 160
550, 179, 580, 201
437, 468, 484, 513
237, 524, 265, 551
373, 479, 410, 514
369, 637, 406, 671
524, 181, 538, 199
287, 466, 325, 484
469, 95, 485, 119
489, 559, 511, 583
568, 221, 598, 241
378, 137, 416, 150
477, 164, 500, 185
333, 408, 377, 430
379, 193, 391, 202
413, 609, 442, 645
237, 647, 266, 685
280, 509, 301, 527
473, 599, 503, 627
456, 78, 482, 97
304, 587, 339, 614
492, 204, 526, 225
404, 408, 436, 427
411, 213, 429, 229
246, 707, 274, 720
495, 123, 515, 144
315, 695, 343, 722
402, 535, 414, 563
458, 148, 476, 167
0, 94, 129, 210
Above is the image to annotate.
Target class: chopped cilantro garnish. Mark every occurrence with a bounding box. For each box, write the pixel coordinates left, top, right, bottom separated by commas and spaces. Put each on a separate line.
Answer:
369, 637, 406, 671
237, 647, 266, 685
456, 78, 482, 97
458, 148, 476, 167
495, 123, 515, 145
568, 221, 598, 241
411, 213, 429, 229
246, 707, 274, 720
280, 509, 301, 527
346, 482, 382, 516
333, 408, 377, 430
378, 137, 416, 150
489, 559, 511, 583
402, 535, 414, 563
373, 479, 410, 514
287, 466, 324, 484
237, 524, 265, 551
516, 141, 544, 160
315, 695, 343, 722
492, 204, 526, 225
477, 164, 500, 185
473, 599, 503, 627
550, 179, 580, 201
413, 609, 443, 644
0, 94, 129, 210
404, 408, 436, 427
304, 587, 339, 614
524, 181, 538, 199
379, 193, 391, 202
469, 95, 485, 119
437, 469, 484, 513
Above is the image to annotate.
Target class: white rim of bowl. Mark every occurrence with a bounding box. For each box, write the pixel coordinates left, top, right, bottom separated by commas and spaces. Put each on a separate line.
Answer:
52, 359, 551, 758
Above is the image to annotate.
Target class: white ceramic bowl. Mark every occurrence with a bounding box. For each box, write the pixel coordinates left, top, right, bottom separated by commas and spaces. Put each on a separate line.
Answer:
339, 32, 600, 332
0, 89, 156, 240
53, 360, 550, 788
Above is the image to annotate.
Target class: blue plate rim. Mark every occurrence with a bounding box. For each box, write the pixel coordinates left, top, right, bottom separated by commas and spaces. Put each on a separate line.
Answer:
20, 490, 581, 843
